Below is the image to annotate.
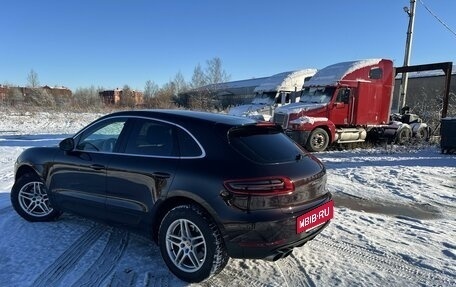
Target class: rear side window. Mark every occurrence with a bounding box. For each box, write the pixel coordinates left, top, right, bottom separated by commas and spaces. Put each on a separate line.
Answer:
229, 125, 305, 163
122, 118, 203, 158
176, 128, 203, 157
124, 119, 177, 157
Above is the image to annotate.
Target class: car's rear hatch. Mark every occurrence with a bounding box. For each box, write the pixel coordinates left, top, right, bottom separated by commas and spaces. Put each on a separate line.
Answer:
223, 122, 329, 212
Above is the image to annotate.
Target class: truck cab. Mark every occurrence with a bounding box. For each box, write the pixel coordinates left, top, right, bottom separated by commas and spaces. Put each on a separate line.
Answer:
273, 59, 396, 151
229, 69, 316, 121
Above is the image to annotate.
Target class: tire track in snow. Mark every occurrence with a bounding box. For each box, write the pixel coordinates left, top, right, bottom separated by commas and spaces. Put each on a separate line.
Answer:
203, 263, 275, 287
142, 271, 170, 287
275, 254, 315, 287
108, 269, 172, 287
201, 252, 313, 287
71, 227, 129, 287
0, 206, 12, 215
109, 269, 137, 287
314, 236, 456, 286
32, 224, 107, 287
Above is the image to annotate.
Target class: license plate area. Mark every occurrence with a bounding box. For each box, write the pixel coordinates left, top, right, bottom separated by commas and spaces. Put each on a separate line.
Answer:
296, 200, 334, 234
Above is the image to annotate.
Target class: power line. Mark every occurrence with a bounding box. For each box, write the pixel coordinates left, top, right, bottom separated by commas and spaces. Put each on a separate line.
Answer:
418, 0, 456, 38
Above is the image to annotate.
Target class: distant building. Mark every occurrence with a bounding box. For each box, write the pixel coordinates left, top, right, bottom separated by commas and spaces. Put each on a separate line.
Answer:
0, 85, 72, 103
0, 85, 7, 102
99, 89, 122, 105
176, 77, 269, 109
41, 85, 72, 98
99, 88, 144, 106
393, 65, 456, 113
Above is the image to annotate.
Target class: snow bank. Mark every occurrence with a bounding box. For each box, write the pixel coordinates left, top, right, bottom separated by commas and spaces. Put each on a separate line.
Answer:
254, 69, 317, 93
0, 110, 104, 135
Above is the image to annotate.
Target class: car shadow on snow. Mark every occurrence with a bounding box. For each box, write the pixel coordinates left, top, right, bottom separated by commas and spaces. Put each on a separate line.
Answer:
0, 193, 12, 211
332, 192, 442, 220
319, 148, 456, 169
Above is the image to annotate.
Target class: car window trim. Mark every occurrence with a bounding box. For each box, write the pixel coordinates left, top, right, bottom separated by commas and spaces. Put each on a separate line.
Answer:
72, 115, 206, 159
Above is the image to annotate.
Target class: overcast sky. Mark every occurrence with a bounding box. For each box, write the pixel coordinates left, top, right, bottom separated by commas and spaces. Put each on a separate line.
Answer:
1, 0, 455, 91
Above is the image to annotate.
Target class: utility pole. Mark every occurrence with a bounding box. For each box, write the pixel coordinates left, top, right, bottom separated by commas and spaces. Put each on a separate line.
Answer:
398, 0, 416, 112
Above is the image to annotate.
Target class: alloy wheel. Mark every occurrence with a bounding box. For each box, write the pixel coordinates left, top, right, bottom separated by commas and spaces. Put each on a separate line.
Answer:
165, 218, 207, 273
18, 181, 53, 217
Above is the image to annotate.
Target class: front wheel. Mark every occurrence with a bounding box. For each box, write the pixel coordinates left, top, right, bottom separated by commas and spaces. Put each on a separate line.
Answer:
11, 173, 62, 222
306, 128, 329, 152
158, 204, 228, 283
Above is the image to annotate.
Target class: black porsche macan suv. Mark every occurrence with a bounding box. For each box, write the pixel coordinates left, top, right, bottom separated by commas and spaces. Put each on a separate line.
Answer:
11, 109, 333, 282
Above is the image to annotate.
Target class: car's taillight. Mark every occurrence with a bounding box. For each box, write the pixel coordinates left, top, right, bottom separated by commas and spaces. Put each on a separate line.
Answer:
223, 177, 294, 195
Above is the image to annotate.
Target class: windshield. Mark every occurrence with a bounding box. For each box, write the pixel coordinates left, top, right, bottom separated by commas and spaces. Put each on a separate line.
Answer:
252, 92, 275, 105
299, 87, 335, 104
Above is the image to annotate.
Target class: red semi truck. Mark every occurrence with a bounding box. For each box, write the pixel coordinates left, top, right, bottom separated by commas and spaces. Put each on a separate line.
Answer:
272, 59, 430, 152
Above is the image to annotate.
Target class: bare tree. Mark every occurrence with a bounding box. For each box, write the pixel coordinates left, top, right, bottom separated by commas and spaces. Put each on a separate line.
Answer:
6, 87, 25, 105
172, 71, 188, 96
190, 64, 207, 89
187, 64, 209, 111
27, 88, 55, 107
146, 82, 177, 109
205, 57, 230, 85
120, 84, 135, 107
27, 69, 39, 88
73, 86, 103, 110
205, 57, 230, 111
144, 80, 159, 98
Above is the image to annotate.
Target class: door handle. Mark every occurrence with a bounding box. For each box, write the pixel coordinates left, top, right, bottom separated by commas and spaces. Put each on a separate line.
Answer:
90, 164, 105, 170
151, 172, 171, 179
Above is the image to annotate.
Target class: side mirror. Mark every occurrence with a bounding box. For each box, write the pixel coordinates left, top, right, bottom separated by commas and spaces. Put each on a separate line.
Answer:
59, 138, 75, 152
335, 102, 345, 109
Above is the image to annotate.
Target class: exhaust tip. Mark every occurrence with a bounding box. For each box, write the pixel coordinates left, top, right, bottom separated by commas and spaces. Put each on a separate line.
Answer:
265, 248, 293, 261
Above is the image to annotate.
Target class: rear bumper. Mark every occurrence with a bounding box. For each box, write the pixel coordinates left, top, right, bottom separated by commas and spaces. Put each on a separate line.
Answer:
222, 193, 332, 260
263, 220, 330, 261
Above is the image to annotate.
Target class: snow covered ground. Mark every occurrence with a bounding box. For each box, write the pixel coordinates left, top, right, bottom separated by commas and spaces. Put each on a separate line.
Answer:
0, 110, 455, 287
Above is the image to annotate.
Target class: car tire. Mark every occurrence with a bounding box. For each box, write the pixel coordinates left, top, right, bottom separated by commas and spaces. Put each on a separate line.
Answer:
11, 173, 62, 222
306, 128, 329, 152
158, 204, 229, 283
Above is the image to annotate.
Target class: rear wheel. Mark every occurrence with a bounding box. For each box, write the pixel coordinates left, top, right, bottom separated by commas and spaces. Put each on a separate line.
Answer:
395, 126, 412, 145
158, 204, 228, 283
306, 128, 329, 152
11, 173, 62, 222
414, 126, 429, 142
